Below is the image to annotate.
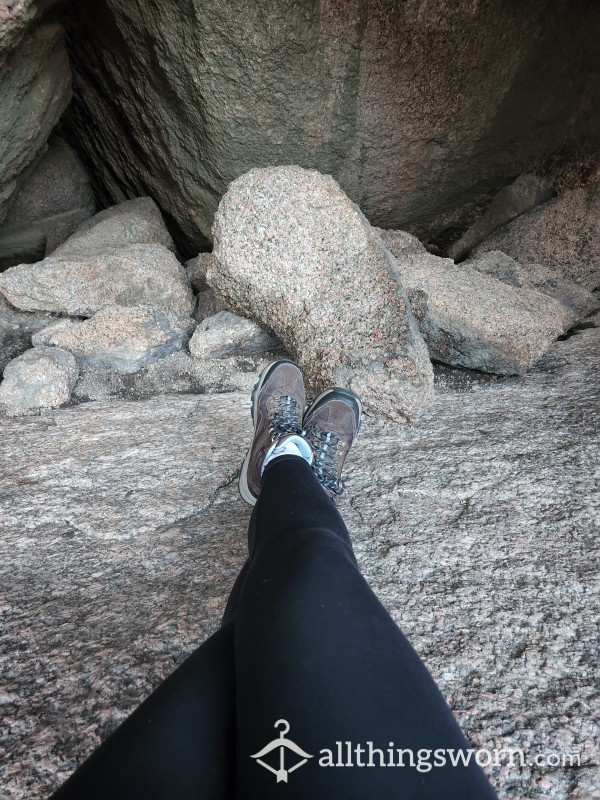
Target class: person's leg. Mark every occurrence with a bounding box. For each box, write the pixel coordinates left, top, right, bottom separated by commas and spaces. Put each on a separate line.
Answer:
233, 456, 498, 799
49, 359, 309, 800
51, 622, 236, 800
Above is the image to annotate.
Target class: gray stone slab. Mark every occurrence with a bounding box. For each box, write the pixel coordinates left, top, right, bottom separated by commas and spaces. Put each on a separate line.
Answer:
474, 181, 600, 292
0, 244, 194, 318
0, 315, 598, 798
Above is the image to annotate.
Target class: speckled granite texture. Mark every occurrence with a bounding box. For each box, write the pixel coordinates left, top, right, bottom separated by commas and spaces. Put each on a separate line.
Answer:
210, 166, 434, 423
0, 314, 598, 799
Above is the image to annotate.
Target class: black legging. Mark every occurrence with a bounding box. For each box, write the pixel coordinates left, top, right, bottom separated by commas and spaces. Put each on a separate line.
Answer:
52, 456, 498, 799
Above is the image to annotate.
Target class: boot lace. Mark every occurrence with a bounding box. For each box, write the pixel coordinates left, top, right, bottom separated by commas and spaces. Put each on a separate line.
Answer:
269, 395, 303, 439
304, 427, 344, 498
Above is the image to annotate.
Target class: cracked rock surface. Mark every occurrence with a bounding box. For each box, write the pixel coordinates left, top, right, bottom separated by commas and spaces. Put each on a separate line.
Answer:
0, 315, 598, 799
40, 305, 195, 373
0, 295, 57, 373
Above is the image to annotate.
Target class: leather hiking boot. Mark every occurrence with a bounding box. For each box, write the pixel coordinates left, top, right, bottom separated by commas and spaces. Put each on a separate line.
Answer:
302, 387, 362, 502
238, 359, 307, 506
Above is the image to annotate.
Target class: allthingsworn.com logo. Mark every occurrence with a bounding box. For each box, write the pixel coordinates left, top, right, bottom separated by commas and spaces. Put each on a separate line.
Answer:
251, 720, 582, 784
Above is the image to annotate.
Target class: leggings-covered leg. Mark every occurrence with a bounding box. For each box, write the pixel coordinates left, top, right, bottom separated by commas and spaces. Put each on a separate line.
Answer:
232, 456, 498, 799
50, 622, 236, 800
51, 455, 497, 799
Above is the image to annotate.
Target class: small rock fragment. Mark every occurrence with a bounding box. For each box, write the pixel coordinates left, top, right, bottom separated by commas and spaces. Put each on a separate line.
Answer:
32, 318, 81, 347
0, 295, 57, 372
194, 287, 228, 323
0, 346, 78, 414
449, 173, 555, 261
185, 252, 213, 292
375, 228, 428, 258
189, 311, 279, 361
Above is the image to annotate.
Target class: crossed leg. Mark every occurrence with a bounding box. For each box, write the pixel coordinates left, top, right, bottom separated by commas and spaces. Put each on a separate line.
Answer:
52, 456, 496, 800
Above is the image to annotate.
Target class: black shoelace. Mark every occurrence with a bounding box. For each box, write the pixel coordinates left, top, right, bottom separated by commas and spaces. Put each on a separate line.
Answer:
269, 395, 303, 439
304, 427, 344, 498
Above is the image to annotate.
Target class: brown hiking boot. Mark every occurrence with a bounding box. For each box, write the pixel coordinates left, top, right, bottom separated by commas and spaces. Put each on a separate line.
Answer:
238, 359, 308, 506
302, 387, 362, 502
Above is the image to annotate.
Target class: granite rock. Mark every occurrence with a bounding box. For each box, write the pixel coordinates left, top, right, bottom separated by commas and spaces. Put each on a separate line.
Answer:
63, 1, 600, 249
31, 318, 81, 348
0, 345, 78, 415
448, 174, 555, 261
0, 137, 95, 270
189, 311, 279, 361
40, 305, 195, 373
194, 288, 228, 323
186, 254, 228, 322
0, 314, 598, 799
0, 21, 71, 224
73, 348, 286, 403
375, 228, 428, 258
186, 252, 213, 292
392, 251, 569, 374
473, 180, 600, 291
463, 251, 599, 327
210, 166, 434, 422
0, 0, 38, 56
0, 295, 57, 373
0, 244, 194, 318
52, 197, 175, 258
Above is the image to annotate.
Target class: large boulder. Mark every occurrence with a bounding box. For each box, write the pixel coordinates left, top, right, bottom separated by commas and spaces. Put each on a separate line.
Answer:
0, 345, 78, 415
473, 180, 600, 291
53, 197, 175, 258
0, 19, 71, 224
0, 136, 95, 270
463, 251, 599, 327
210, 166, 434, 422
448, 174, 555, 261
391, 251, 570, 374
37, 305, 195, 372
0, 244, 194, 318
62, 1, 600, 249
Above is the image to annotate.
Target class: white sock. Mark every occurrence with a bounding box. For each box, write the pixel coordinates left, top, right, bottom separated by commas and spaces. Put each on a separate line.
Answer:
261, 434, 313, 476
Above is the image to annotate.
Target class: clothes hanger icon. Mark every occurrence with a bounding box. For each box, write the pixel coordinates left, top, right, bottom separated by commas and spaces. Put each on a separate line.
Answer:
251, 719, 313, 782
